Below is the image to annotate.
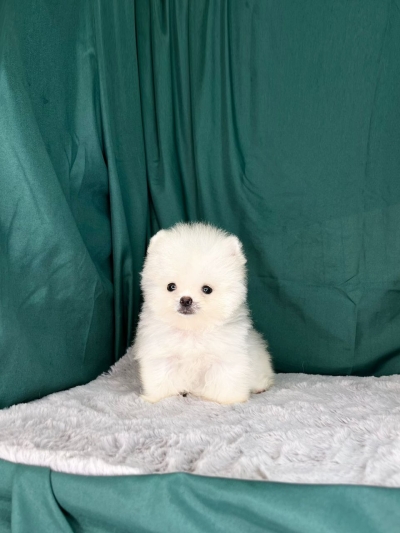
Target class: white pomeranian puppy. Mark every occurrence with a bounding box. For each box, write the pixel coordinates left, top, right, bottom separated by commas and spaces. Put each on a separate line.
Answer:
132, 223, 274, 404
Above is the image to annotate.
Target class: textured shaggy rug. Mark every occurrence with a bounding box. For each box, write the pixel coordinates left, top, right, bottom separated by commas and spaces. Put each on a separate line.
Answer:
0, 354, 400, 486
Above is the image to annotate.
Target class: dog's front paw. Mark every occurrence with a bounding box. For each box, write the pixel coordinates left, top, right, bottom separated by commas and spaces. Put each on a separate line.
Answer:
140, 394, 162, 403
251, 375, 274, 395
201, 392, 249, 405
217, 394, 249, 405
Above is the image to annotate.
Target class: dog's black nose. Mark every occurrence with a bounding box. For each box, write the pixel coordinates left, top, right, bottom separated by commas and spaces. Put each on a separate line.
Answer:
180, 296, 193, 307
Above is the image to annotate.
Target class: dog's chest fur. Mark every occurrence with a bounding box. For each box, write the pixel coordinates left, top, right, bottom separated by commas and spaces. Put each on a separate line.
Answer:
162, 331, 214, 389
136, 317, 250, 393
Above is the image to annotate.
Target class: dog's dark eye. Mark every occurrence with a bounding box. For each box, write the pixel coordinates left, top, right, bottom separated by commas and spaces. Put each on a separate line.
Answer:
167, 283, 177, 292
202, 285, 213, 294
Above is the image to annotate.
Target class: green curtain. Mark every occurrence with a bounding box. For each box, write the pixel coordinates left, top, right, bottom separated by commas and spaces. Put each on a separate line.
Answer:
2, 0, 400, 410
0, 0, 149, 408
133, 0, 400, 377
1, 0, 113, 407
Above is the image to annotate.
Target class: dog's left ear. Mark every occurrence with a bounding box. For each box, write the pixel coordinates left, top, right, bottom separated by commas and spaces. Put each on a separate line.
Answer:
226, 235, 247, 264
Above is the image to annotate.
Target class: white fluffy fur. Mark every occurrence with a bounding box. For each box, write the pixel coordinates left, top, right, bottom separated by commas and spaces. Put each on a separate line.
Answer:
133, 223, 274, 404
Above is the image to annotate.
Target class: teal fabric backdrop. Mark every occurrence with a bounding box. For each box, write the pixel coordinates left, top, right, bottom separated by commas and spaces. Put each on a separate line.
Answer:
2, 0, 400, 532
3, 0, 400, 410
0, 0, 150, 407
134, 0, 400, 378
0, 0, 115, 407
1, 459, 400, 533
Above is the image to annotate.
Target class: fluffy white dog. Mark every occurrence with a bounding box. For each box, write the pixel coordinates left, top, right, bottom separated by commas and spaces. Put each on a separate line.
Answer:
133, 223, 274, 404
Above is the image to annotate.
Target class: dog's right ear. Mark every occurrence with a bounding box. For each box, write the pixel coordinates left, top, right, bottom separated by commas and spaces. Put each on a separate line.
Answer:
147, 229, 167, 251
225, 235, 247, 265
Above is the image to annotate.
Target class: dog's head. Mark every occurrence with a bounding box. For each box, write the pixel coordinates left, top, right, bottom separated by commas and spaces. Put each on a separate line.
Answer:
140, 223, 247, 331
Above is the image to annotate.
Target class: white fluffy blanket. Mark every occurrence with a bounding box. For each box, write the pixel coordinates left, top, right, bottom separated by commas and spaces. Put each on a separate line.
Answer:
0, 355, 399, 487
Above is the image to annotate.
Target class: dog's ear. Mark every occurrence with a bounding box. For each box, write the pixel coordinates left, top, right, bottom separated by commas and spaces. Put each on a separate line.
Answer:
226, 235, 247, 264
148, 229, 167, 251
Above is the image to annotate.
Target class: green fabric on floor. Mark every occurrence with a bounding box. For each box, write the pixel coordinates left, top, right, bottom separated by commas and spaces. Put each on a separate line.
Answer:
0, 459, 399, 533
